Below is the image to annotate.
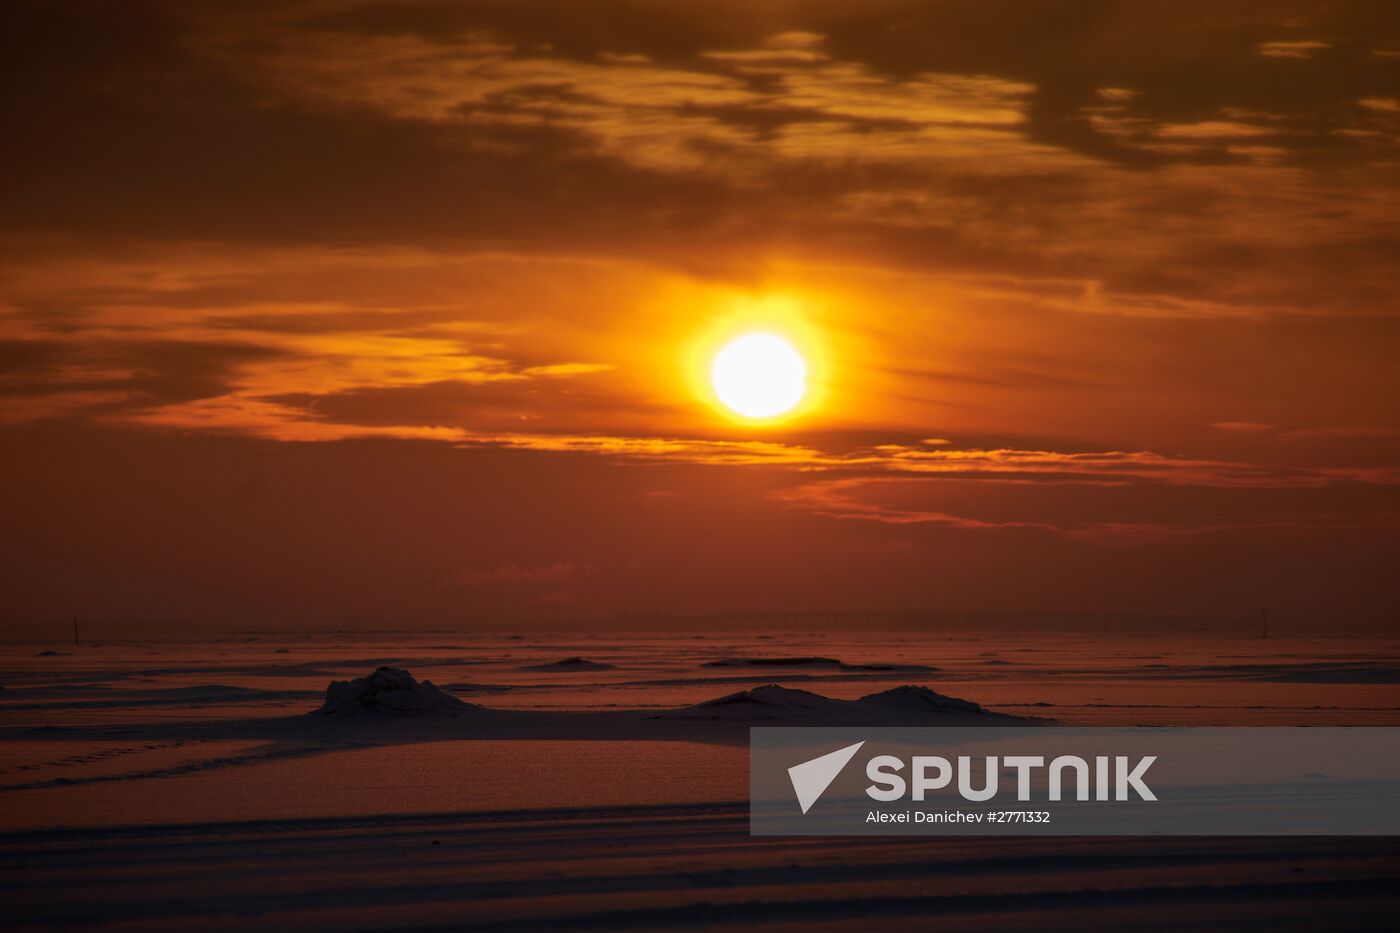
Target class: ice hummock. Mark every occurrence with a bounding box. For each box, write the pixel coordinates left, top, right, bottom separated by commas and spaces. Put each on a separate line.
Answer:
856, 685, 984, 715
519, 656, 616, 672
653, 683, 1007, 723
659, 684, 851, 721
316, 666, 479, 716
701, 656, 936, 673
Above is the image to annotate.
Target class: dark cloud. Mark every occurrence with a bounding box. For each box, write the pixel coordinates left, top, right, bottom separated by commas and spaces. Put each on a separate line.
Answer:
1, 0, 1393, 316
0, 337, 286, 416
261, 374, 670, 436
301, 0, 1400, 163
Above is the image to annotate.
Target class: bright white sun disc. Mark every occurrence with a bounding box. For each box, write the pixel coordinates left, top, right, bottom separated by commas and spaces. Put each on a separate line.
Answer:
710, 333, 807, 418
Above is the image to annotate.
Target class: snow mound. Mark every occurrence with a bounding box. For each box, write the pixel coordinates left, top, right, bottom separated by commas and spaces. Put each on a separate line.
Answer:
317, 666, 479, 716
654, 684, 1011, 723
656, 685, 852, 721
702, 657, 844, 669
856, 685, 984, 715
520, 656, 616, 672
167, 684, 270, 698
702, 656, 936, 673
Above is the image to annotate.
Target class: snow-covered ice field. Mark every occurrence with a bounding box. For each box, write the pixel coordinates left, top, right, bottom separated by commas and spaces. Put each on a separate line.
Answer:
2, 630, 1397, 928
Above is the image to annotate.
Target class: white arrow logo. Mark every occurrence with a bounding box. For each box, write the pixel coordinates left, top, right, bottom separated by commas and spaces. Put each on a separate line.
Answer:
787, 741, 866, 814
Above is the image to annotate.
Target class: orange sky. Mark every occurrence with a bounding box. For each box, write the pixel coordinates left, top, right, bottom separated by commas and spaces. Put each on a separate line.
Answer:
2, 1, 1398, 631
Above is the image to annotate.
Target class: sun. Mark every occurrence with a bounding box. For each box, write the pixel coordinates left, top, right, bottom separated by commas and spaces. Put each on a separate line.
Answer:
710, 333, 807, 419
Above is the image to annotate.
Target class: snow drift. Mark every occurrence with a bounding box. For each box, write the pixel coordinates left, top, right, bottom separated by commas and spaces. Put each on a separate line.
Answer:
702, 656, 936, 673
317, 666, 479, 716
653, 683, 1017, 723
855, 685, 985, 715
520, 656, 616, 672
659, 685, 851, 721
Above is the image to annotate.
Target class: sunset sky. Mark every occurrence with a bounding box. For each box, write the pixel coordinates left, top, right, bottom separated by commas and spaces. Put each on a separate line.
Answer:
2, 1, 1398, 631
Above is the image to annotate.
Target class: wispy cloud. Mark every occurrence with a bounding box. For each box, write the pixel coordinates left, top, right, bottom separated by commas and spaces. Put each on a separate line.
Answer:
1258, 40, 1331, 59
